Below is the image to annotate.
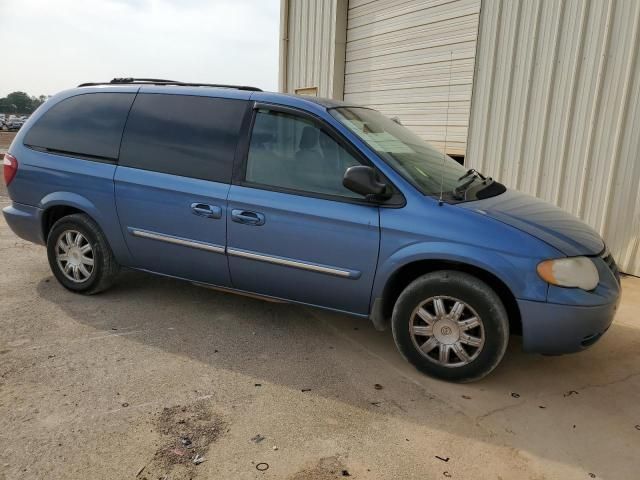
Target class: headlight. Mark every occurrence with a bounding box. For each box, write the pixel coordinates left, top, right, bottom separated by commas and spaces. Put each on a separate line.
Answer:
537, 257, 599, 291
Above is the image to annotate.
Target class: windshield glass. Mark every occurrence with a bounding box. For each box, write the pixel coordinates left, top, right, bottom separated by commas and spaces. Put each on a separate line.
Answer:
329, 107, 469, 197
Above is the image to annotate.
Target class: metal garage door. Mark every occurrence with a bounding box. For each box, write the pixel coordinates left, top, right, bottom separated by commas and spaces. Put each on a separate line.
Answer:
343, 0, 481, 157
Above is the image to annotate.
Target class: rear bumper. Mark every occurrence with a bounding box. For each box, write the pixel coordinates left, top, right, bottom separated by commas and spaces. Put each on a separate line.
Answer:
518, 298, 619, 354
2, 202, 45, 245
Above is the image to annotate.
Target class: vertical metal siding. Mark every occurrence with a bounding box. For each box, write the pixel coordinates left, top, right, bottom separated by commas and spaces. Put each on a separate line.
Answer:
467, 0, 640, 275
343, 0, 482, 156
280, 0, 346, 98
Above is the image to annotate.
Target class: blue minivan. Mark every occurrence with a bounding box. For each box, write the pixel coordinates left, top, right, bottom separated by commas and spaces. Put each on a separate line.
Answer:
2, 79, 621, 382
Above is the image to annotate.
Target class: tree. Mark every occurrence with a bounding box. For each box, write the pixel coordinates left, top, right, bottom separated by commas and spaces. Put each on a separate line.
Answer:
0, 98, 15, 113
0, 91, 49, 114
6, 92, 31, 113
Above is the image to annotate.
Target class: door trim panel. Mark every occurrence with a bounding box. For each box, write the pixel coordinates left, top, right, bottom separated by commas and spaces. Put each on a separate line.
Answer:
128, 227, 225, 254
227, 247, 359, 279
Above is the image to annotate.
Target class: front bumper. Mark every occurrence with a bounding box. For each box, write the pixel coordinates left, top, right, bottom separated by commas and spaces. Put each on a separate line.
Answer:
2, 202, 45, 245
518, 298, 619, 354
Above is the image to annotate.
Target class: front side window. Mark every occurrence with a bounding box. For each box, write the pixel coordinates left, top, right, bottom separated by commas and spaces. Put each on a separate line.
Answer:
245, 110, 362, 198
24, 93, 135, 160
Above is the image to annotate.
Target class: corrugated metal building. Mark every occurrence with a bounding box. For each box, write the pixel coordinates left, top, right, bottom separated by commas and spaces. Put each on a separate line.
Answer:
279, 0, 481, 156
279, 0, 640, 276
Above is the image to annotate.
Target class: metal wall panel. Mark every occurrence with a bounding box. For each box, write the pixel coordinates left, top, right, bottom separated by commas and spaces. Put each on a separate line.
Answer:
344, 0, 482, 156
279, 0, 347, 99
467, 0, 640, 275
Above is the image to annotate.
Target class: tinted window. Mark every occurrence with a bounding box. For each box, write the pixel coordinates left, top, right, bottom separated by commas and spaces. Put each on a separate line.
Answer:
119, 94, 247, 183
245, 110, 362, 198
24, 93, 135, 160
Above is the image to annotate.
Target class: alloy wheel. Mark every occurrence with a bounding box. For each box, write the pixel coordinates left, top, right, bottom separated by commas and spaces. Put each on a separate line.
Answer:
55, 230, 95, 283
409, 296, 485, 368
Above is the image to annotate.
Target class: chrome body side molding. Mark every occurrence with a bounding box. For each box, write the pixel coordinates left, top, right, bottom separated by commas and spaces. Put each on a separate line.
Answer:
128, 227, 225, 254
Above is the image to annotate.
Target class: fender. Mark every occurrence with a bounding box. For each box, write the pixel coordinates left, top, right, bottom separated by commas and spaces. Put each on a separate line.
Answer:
40, 191, 132, 265
370, 241, 550, 323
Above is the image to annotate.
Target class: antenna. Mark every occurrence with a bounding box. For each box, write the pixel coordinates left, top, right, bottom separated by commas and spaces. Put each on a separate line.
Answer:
438, 51, 454, 206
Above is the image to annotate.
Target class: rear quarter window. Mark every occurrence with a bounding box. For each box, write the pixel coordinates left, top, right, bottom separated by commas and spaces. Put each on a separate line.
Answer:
119, 94, 247, 183
23, 92, 135, 160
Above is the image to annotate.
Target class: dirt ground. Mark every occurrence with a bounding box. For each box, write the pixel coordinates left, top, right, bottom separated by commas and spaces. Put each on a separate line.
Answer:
0, 131, 16, 151
0, 190, 639, 480
0, 132, 16, 198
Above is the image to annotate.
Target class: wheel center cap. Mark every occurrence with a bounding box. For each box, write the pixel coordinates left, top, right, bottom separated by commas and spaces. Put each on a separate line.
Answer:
433, 319, 460, 345
68, 247, 82, 266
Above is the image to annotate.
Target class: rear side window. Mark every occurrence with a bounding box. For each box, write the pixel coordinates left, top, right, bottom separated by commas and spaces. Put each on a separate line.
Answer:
24, 93, 135, 160
119, 94, 247, 183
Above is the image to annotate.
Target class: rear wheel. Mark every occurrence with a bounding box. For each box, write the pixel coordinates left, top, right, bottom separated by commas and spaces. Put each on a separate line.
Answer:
391, 271, 509, 382
47, 213, 119, 294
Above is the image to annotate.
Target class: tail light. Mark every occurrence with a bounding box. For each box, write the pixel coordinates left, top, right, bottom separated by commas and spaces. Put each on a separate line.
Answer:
3, 153, 18, 186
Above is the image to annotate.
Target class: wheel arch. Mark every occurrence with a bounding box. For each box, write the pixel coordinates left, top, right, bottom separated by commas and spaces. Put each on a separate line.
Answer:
39, 191, 132, 266
42, 205, 88, 241
40, 192, 103, 241
373, 259, 522, 336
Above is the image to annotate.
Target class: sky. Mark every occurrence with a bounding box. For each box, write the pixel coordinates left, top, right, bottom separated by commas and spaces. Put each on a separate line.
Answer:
0, 0, 280, 98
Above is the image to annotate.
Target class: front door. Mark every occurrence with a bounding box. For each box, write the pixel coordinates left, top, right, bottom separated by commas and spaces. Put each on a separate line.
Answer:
227, 106, 380, 314
114, 92, 249, 286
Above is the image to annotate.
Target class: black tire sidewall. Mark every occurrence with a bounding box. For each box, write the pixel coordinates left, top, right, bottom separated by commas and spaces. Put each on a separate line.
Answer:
46, 215, 105, 293
392, 271, 509, 382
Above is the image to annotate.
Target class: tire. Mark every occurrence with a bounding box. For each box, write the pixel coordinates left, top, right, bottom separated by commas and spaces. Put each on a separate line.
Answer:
391, 270, 509, 383
46, 213, 119, 294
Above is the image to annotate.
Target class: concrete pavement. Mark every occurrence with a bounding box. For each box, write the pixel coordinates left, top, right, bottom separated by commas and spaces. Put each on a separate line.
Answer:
0, 193, 638, 480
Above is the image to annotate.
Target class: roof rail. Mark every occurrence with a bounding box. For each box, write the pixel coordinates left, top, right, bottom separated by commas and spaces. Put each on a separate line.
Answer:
77, 77, 263, 92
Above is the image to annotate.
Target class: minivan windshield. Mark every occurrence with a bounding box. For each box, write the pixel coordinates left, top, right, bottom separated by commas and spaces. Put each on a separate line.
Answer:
330, 107, 486, 200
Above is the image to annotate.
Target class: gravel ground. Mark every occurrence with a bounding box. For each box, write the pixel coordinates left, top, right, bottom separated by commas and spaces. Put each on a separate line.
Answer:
0, 191, 639, 480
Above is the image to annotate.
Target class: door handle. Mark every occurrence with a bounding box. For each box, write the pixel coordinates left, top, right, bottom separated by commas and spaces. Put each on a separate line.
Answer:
191, 203, 222, 219
231, 209, 265, 226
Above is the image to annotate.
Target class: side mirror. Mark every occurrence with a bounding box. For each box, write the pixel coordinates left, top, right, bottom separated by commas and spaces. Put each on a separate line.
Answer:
343, 166, 388, 198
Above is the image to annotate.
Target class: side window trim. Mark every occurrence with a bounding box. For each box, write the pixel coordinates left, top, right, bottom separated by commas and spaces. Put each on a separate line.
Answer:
115, 89, 140, 162
231, 100, 258, 185
25, 145, 119, 164
233, 102, 405, 207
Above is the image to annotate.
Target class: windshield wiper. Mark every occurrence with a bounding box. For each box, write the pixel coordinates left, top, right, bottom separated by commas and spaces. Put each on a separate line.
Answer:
452, 178, 476, 200
452, 169, 492, 200
458, 168, 486, 181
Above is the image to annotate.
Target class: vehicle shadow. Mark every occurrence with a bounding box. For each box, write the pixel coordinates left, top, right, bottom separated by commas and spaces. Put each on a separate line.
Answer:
35, 269, 640, 477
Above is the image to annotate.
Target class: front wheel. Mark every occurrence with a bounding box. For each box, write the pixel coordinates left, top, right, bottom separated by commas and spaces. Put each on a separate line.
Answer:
391, 271, 509, 382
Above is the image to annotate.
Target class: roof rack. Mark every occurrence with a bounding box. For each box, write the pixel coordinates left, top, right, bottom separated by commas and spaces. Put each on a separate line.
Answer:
77, 77, 263, 92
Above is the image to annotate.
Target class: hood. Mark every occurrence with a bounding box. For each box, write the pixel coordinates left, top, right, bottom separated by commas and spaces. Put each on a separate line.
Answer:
458, 189, 604, 256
